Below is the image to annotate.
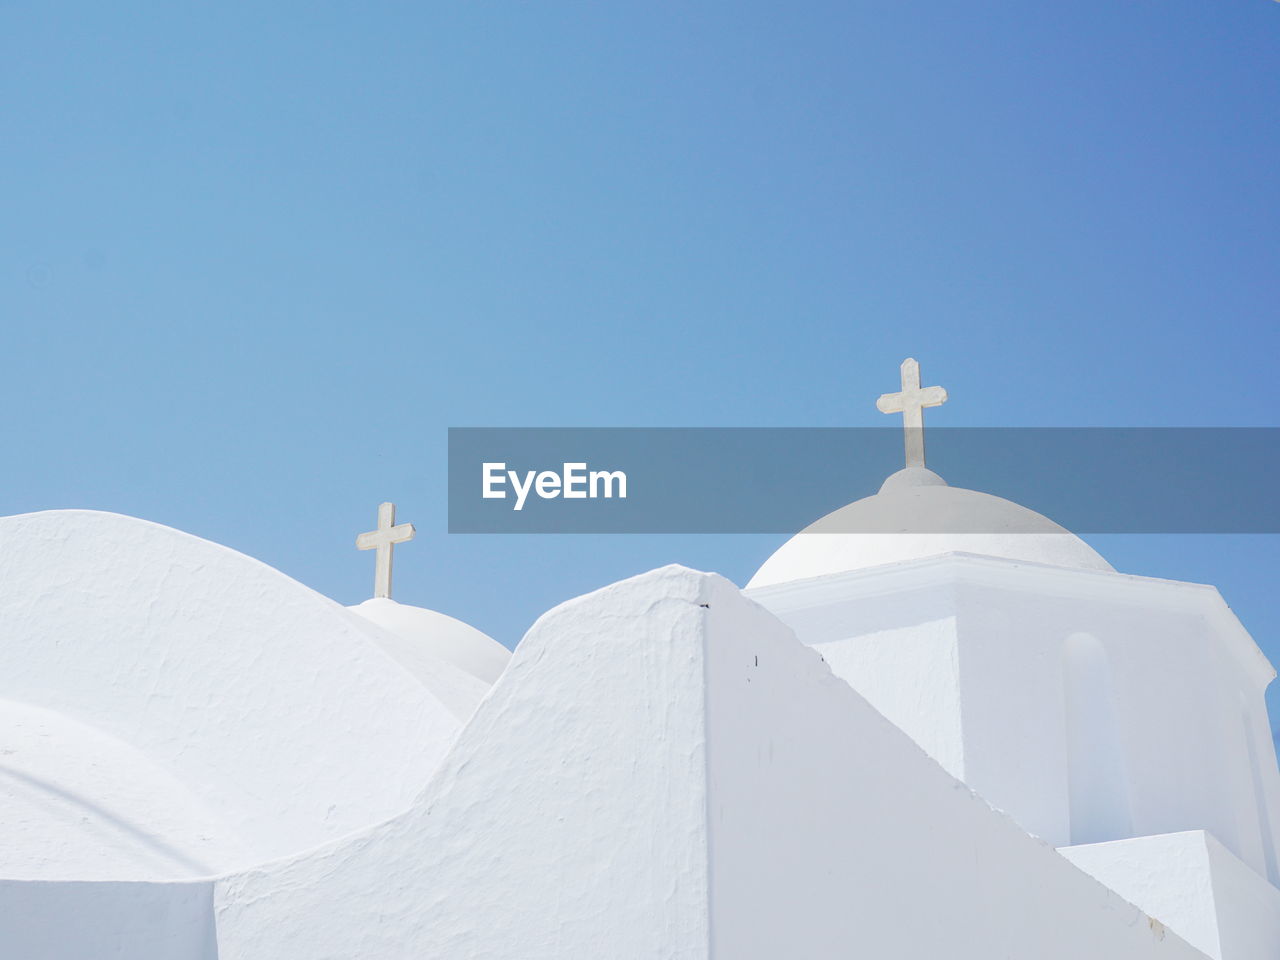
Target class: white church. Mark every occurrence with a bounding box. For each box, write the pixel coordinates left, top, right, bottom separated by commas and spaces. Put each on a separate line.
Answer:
2, 360, 1278, 959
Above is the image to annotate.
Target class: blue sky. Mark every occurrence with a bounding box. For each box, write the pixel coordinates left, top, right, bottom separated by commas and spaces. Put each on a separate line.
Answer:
3, 3, 1279, 716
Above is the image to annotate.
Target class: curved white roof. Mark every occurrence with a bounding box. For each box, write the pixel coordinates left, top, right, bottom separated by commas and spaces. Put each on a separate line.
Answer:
748, 468, 1113, 589
0, 698, 254, 881
0, 510, 478, 881
348, 598, 512, 686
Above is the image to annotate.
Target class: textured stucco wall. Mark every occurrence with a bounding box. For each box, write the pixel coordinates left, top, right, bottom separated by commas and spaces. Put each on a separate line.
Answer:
0, 510, 469, 880
705, 571, 1206, 958
1062, 831, 1280, 960
216, 566, 1209, 960
213, 566, 715, 960
753, 555, 1280, 875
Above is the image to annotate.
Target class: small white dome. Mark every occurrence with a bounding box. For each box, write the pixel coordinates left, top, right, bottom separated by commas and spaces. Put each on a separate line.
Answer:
348, 598, 512, 686
748, 468, 1112, 589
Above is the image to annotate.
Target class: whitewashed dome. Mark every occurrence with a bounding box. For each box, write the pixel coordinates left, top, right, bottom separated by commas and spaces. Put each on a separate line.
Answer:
0, 510, 482, 882
747, 467, 1112, 589
348, 598, 511, 686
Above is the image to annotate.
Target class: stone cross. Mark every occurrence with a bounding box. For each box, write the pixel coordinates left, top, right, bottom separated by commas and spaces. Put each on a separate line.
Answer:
876, 358, 948, 468
356, 502, 415, 600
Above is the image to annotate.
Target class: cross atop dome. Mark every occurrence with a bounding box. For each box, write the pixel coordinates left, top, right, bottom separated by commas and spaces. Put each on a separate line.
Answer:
876, 357, 948, 469
356, 502, 415, 599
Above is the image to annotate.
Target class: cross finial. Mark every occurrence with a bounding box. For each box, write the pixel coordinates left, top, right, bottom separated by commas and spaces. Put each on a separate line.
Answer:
876, 358, 948, 468
355, 502, 415, 600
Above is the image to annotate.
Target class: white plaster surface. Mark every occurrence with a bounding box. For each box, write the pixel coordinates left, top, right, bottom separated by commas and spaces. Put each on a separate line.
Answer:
347, 596, 511, 685
2, 502, 1274, 960
748, 468, 1113, 588
0, 510, 471, 881
0, 700, 252, 881
703, 571, 1203, 959
211, 567, 1208, 959
811, 617, 966, 779
213, 566, 715, 960
1061, 831, 1280, 960
751, 553, 1280, 875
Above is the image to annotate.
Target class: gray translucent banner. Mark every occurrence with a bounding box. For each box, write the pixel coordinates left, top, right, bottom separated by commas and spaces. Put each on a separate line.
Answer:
447, 428, 1280, 534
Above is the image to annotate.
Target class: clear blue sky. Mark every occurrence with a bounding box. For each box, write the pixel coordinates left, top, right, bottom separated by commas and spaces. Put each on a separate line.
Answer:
3, 3, 1279, 718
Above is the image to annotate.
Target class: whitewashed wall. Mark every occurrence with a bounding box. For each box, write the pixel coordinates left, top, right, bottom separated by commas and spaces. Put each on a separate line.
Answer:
0, 510, 470, 880
751, 554, 1280, 879
704, 572, 1204, 959
213, 566, 715, 960
213, 567, 1207, 959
